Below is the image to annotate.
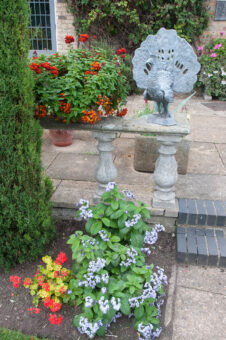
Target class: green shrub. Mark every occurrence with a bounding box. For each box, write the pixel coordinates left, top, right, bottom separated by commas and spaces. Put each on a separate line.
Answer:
0, 0, 55, 270
196, 38, 226, 100
67, 0, 209, 51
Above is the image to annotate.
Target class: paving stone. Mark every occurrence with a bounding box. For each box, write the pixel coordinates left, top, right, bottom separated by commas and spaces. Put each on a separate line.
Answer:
215, 144, 226, 168
187, 199, 197, 225
204, 200, 217, 226
214, 201, 226, 226
215, 230, 226, 268
205, 230, 218, 266
41, 151, 59, 169
178, 198, 188, 224
173, 287, 226, 340
176, 265, 226, 295
187, 228, 197, 264
177, 226, 186, 234
196, 200, 207, 225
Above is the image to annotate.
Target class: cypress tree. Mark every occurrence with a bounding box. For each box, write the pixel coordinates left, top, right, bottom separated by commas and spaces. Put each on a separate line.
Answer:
0, 0, 55, 270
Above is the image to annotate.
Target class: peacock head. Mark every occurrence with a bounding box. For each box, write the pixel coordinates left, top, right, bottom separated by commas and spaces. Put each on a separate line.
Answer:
145, 55, 157, 72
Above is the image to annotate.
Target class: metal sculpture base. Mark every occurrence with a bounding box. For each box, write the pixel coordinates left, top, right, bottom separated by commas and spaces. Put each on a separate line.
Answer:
147, 114, 177, 126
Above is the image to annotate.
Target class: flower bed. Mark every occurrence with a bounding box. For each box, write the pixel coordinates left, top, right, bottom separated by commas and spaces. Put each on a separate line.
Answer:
30, 35, 129, 124
2, 185, 176, 340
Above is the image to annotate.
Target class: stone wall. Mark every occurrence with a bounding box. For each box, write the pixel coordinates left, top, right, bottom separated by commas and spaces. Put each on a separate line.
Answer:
55, 0, 77, 53
199, 0, 226, 44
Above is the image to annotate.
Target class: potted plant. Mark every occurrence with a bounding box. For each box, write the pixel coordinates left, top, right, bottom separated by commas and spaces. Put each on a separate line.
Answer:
29, 35, 129, 146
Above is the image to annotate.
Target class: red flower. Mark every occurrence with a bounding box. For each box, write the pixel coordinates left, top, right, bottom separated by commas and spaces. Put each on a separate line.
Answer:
61, 270, 68, 277
50, 302, 62, 312
54, 271, 59, 278
50, 66, 58, 77
65, 35, 75, 44
117, 108, 128, 117
44, 297, 54, 309
40, 62, 52, 70
28, 307, 40, 314
117, 48, 126, 55
9, 275, 21, 288
120, 55, 125, 59
42, 283, 50, 292
24, 278, 32, 287
55, 252, 67, 265
79, 34, 89, 43
49, 314, 63, 325
59, 287, 66, 294
91, 61, 101, 71
29, 62, 42, 74
92, 35, 97, 39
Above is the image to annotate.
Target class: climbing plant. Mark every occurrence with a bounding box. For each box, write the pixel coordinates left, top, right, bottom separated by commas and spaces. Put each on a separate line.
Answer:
66, 0, 209, 51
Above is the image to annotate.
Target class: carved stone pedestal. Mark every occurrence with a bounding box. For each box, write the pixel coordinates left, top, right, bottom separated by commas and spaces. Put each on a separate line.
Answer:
93, 131, 117, 203
153, 135, 182, 209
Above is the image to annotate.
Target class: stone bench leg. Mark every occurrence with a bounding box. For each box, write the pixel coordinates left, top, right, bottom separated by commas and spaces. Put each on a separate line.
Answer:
93, 131, 117, 203
153, 134, 182, 209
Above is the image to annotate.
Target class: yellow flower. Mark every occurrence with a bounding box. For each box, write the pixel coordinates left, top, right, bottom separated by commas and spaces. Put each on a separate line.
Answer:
42, 255, 52, 265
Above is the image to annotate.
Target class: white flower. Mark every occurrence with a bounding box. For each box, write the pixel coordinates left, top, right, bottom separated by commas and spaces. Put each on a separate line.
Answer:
99, 296, 110, 314
106, 182, 116, 192
125, 214, 141, 228
78, 316, 102, 338
221, 80, 226, 85
85, 296, 94, 308
111, 297, 121, 311
221, 68, 226, 76
207, 73, 212, 77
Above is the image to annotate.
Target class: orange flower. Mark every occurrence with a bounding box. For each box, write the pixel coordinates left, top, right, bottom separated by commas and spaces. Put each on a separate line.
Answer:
91, 61, 101, 71
117, 108, 128, 117
79, 34, 89, 43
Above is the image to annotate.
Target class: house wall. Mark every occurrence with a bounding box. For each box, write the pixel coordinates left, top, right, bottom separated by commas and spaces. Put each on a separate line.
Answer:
55, 0, 77, 53
199, 0, 226, 44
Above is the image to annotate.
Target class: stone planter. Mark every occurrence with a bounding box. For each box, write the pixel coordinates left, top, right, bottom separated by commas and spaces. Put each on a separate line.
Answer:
49, 129, 74, 147
134, 135, 190, 175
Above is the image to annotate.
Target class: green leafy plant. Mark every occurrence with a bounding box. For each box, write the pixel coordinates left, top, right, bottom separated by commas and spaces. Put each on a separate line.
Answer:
0, 0, 54, 271
67, 0, 209, 51
66, 183, 167, 339
30, 36, 129, 124
196, 36, 226, 100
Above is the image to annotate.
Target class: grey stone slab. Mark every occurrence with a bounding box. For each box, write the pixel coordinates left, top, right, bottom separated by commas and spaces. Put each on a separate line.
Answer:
173, 287, 226, 340
51, 180, 97, 208
187, 199, 197, 225
176, 174, 226, 201
41, 151, 59, 169
215, 144, 226, 168
196, 228, 205, 236
204, 200, 217, 226
47, 153, 98, 181
52, 179, 61, 192
177, 226, 186, 234
178, 198, 188, 224
214, 201, 226, 226
189, 114, 226, 143
205, 228, 214, 237
196, 199, 207, 225
176, 265, 226, 295
187, 142, 226, 175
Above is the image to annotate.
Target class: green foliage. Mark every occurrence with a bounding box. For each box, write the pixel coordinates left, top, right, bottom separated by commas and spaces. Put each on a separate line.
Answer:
30, 46, 129, 123
0, 0, 55, 270
65, 185, 167, 338
196, 38, 226, 100
0, 328, 49, 340
67, 0, 209, 51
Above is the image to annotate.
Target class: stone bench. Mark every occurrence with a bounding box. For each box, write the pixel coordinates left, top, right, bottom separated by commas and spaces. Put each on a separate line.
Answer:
39, 110, 189, 211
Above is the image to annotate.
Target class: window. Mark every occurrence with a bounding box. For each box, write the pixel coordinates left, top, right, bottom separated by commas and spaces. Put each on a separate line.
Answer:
29, 0, 56, 56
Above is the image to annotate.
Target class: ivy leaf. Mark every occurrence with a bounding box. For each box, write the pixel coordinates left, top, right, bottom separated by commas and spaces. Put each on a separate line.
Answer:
111, 236, 120, 242
110, 209, 124, 219
85, 218, 94, 233
130, 231, 144, 248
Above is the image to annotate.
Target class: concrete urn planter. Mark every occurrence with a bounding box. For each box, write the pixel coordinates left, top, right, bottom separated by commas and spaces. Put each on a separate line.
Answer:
134, 135, 190, 175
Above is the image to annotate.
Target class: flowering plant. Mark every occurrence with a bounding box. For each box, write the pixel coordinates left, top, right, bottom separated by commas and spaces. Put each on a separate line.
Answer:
196, 35, 226, 100
23, 253, 72, 311
66, 183, 167, 339
30, 35, 128, 124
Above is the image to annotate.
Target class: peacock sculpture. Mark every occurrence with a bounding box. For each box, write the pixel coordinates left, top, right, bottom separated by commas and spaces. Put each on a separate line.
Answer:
132, 28, 200, 125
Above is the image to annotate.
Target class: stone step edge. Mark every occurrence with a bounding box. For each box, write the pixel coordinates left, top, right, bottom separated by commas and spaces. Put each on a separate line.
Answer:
176, 226, 226, 267
178, 198, 226, 227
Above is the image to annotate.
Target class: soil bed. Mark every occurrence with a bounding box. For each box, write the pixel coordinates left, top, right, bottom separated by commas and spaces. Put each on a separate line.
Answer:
0, 220, 176, 340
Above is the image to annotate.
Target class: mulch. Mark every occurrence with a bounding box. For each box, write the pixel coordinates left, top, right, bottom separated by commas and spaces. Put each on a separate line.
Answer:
0, 220, 176, 340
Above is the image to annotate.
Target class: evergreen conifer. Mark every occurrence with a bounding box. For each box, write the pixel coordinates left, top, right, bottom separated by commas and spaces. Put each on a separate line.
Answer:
0, 0, 55, 270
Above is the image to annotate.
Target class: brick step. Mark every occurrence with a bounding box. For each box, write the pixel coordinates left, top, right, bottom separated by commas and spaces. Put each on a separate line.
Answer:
178, 198, 226, 227
176, 226, 226, 267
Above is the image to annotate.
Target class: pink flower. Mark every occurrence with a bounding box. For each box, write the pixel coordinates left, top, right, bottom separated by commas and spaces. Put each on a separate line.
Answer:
197, 46, 204, 51
220, 32, 224, 36
214, 44, 222, 50
210, 53, 217, 58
